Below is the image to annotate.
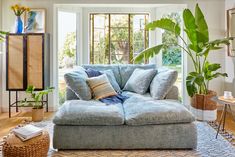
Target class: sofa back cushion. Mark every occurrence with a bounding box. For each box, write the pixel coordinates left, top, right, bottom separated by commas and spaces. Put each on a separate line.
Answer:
123, 68, 157, 94
64, 66, 92, 100
82, 64, 121, 86
150, 67, 178, 100
119, 64, 156, 89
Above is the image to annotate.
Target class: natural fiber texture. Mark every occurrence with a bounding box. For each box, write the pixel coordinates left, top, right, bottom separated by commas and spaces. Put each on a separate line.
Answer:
1, 120, 235, 157
2, 130, 49, 157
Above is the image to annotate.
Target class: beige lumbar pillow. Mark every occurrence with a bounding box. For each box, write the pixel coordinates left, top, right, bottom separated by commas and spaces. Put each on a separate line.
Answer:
87, 74, 117, 100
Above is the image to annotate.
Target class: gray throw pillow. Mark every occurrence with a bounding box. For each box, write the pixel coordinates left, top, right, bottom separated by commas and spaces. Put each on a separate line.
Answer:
150, 69, 178, 100
64, 66, 92, 100
123, 68, 157, 94
101, 70, 121, 92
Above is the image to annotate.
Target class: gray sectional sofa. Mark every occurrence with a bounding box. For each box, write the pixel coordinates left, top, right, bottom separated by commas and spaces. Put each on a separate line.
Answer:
53, 64, 197, 150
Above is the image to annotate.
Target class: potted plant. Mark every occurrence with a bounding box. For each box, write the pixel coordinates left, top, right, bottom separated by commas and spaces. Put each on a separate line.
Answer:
134, 4, 232, 121
22, 85, 54, 122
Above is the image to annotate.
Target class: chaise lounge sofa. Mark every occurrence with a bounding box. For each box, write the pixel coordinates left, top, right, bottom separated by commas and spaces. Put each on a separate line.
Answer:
53, 64, 197, 149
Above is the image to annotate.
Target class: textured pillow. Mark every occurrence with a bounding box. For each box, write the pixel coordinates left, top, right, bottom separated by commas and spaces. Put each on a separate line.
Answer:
101, 70, 121, 92
64, 66, 92, 100
123, 68, 157, 94
150, 69, 178, 100
87, 74, 117, 100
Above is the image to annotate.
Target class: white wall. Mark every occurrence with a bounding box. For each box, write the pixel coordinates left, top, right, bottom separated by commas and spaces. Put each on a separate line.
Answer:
0, 0, 227, 112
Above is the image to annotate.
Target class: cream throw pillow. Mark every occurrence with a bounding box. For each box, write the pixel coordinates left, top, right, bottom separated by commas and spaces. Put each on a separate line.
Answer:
87, 74, 117, 100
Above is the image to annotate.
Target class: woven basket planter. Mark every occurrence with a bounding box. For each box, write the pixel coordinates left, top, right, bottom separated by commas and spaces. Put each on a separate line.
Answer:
191, 90, 217, 121
2, 131, 49, 157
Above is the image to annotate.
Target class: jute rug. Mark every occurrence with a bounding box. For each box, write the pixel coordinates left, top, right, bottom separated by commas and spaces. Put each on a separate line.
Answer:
1, 121, 235, 157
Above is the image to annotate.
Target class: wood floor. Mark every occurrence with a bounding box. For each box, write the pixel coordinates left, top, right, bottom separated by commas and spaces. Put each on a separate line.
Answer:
0, 110, 235, 139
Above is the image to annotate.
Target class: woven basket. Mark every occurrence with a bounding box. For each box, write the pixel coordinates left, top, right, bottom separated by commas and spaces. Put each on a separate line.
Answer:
191, 90, 217, 110
2, 131, 49, 157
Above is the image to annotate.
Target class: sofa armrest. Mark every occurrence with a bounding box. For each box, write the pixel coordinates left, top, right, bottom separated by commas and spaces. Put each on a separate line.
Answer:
165, 85, 179, 100
65, 87, 79, 100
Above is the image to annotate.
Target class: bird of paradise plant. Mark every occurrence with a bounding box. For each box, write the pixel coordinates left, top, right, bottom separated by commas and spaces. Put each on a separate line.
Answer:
134, 4, 233, 98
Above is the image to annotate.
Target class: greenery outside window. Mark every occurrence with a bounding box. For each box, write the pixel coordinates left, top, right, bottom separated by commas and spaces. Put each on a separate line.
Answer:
90, 13, 149, 64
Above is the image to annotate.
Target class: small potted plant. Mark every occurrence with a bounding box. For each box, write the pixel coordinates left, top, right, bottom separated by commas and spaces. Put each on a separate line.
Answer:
22, 85, 54, 122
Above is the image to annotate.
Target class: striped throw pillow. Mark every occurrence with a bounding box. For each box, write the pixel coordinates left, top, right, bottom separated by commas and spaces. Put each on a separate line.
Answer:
87, 74, 117, 100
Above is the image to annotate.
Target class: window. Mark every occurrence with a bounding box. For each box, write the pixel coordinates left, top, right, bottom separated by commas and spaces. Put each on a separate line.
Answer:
161, 12, 183, 101
90, 13, 149, 64
58, 11, 77, 105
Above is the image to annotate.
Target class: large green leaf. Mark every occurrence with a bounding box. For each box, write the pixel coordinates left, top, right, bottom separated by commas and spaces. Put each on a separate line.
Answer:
146, 18, 180, 36
133, 44, 164, 63
186, 75, 198, 97
195, 3, 209, 43
183, 9, 202, 53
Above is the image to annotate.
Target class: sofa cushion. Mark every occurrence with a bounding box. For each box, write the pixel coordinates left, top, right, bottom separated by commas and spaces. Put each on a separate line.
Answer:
87, 74, 117, 100
150, 67, 178, 100
123, 95, 195, 125
53, 100, 124, 125
101, 70, 121, 92
119, 64, 156, 89
82, 64, 121, 87
123, 68, 157, 94
64, 66, 92, 100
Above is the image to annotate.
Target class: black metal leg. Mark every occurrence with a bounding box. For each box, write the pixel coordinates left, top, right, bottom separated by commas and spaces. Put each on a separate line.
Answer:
222, 104, 227, 131
9, 91, 11, 118
16, 91, 18, 112
46, 94, 48, 112
216, 104, 226, 139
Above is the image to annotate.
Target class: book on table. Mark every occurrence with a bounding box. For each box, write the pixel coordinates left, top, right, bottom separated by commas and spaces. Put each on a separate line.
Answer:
13, 124, 43, 141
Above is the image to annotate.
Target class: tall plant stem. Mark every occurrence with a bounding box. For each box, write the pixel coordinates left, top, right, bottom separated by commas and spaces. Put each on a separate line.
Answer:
178, 36, 198, 71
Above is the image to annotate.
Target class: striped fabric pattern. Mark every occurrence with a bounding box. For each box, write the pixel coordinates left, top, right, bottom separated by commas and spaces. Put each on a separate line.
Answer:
87, 74, 117, 100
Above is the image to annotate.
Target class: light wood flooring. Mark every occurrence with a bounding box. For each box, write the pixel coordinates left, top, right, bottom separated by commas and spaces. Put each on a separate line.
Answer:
0, 110, 235, 139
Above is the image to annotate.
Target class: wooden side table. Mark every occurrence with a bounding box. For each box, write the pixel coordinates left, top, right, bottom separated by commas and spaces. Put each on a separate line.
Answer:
2, 130, 50, 157
211, 96, 235, 139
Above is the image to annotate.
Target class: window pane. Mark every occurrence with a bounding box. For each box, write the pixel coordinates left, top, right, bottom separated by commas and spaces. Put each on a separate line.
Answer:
90, 13, 149, 65
132, 15, 148, 62
111, 15, 128, 27
58, 11, 76, 105
162, 12, 182, 101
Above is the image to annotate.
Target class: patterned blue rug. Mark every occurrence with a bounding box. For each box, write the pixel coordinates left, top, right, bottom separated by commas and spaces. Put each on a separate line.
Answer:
1, 121, 235, 157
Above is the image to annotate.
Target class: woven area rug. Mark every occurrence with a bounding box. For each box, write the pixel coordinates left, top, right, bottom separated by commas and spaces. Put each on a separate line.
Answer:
1, 121, 235, 157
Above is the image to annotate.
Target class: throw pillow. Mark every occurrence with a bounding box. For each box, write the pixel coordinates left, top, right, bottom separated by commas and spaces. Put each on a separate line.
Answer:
123, 68, 157, 94
150, 68, 178, 100
64, 66, 92, 100
87, 74, 117, 100
85, 68, 102, 77
101, 70, 121, 92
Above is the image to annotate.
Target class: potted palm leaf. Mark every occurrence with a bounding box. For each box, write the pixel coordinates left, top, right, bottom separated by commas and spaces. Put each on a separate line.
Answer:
134, 4, 232, 121
22, 85, 54, 122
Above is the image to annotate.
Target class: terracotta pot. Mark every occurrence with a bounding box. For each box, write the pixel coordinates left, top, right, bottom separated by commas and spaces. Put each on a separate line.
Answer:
32, 108, 44, 122
191, 90, 217, 121
191, 90, 217, 110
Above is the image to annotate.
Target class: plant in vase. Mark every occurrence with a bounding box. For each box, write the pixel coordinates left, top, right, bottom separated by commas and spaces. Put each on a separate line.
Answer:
11, 4, 30, 34
21, 85, 54, 122
134, 4, 233, 121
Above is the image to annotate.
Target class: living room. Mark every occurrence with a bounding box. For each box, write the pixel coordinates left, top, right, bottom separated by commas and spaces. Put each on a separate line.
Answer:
0, 0, 235, 156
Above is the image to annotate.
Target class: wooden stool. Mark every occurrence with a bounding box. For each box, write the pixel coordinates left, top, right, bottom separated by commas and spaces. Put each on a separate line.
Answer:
2, 131, 50, 157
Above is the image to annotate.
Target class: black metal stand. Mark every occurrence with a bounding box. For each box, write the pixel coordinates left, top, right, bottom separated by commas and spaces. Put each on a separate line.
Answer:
8, 91, 49, 118
216, 103, 235, 139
